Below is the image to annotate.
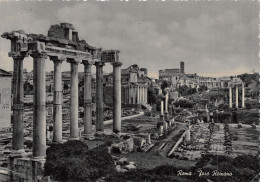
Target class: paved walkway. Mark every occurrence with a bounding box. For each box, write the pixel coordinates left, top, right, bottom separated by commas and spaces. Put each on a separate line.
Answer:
104, 112, 144, 125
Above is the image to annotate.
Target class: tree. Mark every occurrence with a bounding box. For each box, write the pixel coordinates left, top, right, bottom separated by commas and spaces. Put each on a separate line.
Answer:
63, 83, 69, 90
178, 85, 189, 96
44, 141, 115, 181
147, 86, 157, 104
160, 80, 168, 92
198, 85, 208, 92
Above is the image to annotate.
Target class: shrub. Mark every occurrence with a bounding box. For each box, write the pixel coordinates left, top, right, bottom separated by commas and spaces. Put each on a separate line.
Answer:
232, 155, 260, 171
44, 141, 115, 181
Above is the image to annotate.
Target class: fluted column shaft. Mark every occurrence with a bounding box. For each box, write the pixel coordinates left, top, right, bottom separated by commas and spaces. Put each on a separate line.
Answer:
32, 52, 47, 158
52, 58, 63, 143
95, 62, 105, 131
12, 56, 25, 152
83, 61, 93, 137
69, 61, 79, 140
112, 62, 122, 133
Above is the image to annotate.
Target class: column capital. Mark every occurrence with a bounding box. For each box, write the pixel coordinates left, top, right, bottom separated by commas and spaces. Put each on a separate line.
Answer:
67, 58, 81, 64
9, 52, 28, 60
94, 61, 105, 67
111, 62, 122, 67
49, 55, 66, 63
30, 51, 48, 59
82, 59, 95, 66
92, 48, 102, 60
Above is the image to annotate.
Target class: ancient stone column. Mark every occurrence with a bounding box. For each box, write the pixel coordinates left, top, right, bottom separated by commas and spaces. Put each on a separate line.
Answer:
128, 86, 131, 104
83, 60, 93, 138
235, 86, 238, 108
50, 56, 64, 143
165, 91, 168, 113
142, 87, 145, 103
68, 59, 79, 140
242, 84, 245, 108
185, 122, 191, 142
139, 87, 141, 103
159, 88, 162, 95
137, 86, 140, 104
32, 52, 47, 158
95, 62, 105, 131
229, 87, 232, 108
112, 62, 122, 133
139, 86, 141, 104
145, 87, 147, 103
12, 55, 25, 153
161, 99, 164, 115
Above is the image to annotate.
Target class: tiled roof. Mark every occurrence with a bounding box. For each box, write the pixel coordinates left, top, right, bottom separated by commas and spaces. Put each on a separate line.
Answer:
0, 68, 12, 77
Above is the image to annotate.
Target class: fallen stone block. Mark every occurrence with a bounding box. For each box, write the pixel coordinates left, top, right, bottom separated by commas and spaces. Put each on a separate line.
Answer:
116, 165, 121, 172
125, 164, 136, 170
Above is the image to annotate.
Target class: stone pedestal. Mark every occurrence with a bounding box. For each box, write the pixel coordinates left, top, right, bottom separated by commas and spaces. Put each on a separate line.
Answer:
186, 129, 191, 142
164, 111, 169, 120
159, 125, 164, 136
12, 55, 25, 153
69, 60, 79, 140
95, 62, 105, 131
147, 134, 151, 144
163, 121, 168, 133
51, 57, 63, 143
9, 156, 45, 182
83, 60, 93, 138
112, 62, 122, 133
32, 52, 47, 158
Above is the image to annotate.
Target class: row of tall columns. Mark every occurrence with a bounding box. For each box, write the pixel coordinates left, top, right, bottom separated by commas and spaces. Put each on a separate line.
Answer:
229, 85, 245, 108
10, 52, 122, 158
137, 86, 147, 104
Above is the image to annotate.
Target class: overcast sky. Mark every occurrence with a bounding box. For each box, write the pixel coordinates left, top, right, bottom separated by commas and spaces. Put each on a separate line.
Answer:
0, 1, 258, 78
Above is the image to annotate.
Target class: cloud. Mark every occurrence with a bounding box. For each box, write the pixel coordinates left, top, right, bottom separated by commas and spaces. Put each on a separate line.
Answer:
0, 2, 51, 71
0, 2, 257, 78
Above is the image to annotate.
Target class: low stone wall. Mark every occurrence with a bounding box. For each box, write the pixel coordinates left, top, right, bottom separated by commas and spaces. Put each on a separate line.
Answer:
9, 157, 45, 182
167, 130, 187, 157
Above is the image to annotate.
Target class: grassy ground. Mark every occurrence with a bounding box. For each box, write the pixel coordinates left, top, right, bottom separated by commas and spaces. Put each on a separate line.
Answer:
118, 152, 196, 169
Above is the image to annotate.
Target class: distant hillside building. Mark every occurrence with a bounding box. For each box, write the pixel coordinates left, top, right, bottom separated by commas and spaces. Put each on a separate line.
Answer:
159, 62, 185, 84
104, 64, 150, 105
0, 69, 12, 128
